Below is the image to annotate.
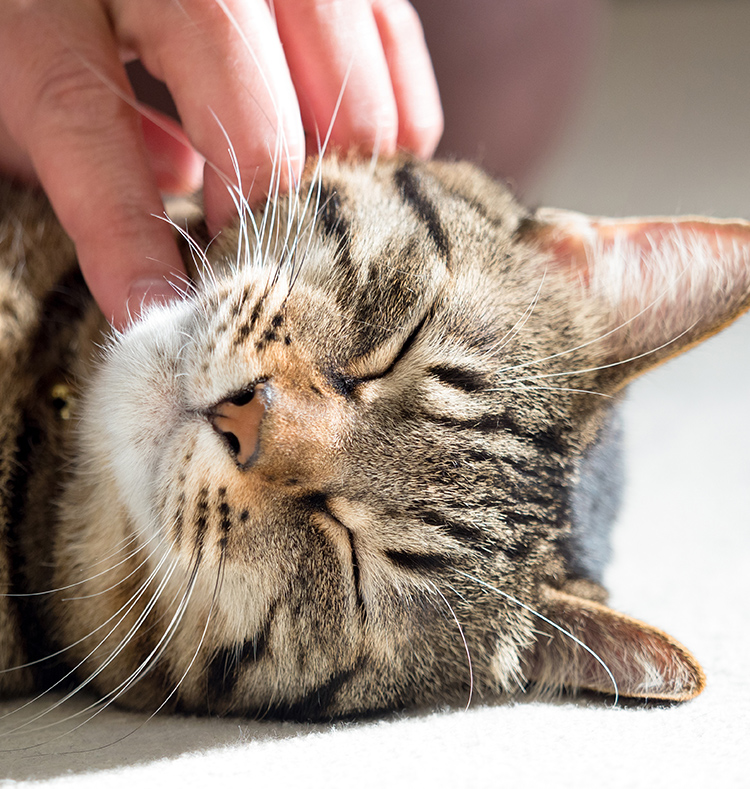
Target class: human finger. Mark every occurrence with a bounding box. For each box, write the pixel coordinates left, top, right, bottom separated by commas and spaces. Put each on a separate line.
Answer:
0, 117, 38, 184
273, 0, 399, 156
371, 0, 443, 158
0, 1, 187, 328
111, 0, 306, 231
139, 111, 205, 195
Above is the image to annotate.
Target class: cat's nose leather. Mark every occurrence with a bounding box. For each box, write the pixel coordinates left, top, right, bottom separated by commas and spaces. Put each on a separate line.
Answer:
210, 384, 266, 465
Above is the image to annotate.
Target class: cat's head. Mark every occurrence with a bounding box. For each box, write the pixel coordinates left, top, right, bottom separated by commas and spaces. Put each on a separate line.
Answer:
55, 156, 750, 719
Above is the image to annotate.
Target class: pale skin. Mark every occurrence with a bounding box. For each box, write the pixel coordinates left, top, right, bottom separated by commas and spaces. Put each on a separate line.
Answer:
0, 0, 443, 329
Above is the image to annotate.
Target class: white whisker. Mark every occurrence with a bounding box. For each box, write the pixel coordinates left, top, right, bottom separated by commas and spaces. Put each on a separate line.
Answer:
457, 571, 619, 706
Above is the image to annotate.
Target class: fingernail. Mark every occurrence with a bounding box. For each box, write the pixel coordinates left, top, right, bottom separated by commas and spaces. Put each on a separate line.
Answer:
127, 278, 179, 321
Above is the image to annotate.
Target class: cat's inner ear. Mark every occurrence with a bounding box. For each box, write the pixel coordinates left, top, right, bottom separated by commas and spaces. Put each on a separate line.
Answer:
527, 585, 706, 702
531, 209, 750, 389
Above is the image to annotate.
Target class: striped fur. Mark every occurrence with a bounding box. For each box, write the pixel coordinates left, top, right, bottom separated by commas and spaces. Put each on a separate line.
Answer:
1, 156, 748, 721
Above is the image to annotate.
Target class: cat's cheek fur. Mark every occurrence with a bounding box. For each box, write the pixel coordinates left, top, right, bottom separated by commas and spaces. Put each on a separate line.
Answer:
83, 301, 194, 534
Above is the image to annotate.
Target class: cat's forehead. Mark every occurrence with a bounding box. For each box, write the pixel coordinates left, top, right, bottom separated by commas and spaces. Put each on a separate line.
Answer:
188, 161, 456, 352
198, 156, 530, 333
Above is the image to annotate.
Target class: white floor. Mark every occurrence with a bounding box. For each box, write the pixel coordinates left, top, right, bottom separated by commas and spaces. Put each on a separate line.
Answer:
2, 1, 749, 786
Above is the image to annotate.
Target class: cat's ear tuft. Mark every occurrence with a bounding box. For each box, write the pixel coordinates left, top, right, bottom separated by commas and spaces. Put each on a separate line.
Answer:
530, 208, 750, 389
527, 585, 706, 702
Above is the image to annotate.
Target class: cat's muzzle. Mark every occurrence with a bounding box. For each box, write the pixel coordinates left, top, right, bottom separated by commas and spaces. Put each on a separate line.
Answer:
209, 383, 267, 466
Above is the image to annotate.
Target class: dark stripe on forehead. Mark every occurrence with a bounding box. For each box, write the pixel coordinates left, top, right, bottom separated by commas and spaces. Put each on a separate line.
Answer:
394, 163, 451, 266
403, 505, 484, 545
317, 183, 357, 277
501, 536, 536, 561
423, 410, 568, 454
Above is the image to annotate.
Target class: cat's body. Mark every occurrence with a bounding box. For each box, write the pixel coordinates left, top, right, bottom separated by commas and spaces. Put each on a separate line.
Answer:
0, 156, 748, 720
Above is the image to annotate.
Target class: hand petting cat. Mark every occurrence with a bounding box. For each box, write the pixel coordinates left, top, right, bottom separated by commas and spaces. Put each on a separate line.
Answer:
0, 0, 442, 329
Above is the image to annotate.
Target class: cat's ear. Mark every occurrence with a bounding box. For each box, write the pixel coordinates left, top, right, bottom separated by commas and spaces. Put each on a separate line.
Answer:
527, 585, 706, 702
531, 209, 750, 389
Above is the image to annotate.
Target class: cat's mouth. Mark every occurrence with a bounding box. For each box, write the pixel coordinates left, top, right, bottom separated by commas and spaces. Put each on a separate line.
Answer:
208, 382, 268, 466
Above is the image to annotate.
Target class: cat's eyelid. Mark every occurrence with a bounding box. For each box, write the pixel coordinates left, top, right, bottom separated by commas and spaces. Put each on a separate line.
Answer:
348, 311, 431, 385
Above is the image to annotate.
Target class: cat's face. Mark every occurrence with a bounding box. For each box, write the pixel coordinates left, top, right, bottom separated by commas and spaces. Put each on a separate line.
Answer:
53, 156, 749, 719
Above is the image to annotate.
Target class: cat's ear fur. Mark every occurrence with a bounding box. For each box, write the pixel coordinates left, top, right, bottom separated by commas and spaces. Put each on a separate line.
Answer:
530, 209, 750, 390
528, 585, 706, 701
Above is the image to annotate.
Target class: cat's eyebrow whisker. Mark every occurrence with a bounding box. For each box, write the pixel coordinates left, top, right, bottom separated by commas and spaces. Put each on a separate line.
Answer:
493, 322, 695, 388
495, 265, 694, 378
276, 63, 355, 294
159, 215, 213, 276
208, 109, 249, 223
487, 383, 613, 399
488, 273, 546, 359
457, 571, 619, 706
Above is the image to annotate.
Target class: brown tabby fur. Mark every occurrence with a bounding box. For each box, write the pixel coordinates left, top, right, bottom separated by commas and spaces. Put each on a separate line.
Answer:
0, 156, 748, 720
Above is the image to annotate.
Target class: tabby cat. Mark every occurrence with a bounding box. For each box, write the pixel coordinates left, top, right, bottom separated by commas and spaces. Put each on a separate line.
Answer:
0, 155, 748, 721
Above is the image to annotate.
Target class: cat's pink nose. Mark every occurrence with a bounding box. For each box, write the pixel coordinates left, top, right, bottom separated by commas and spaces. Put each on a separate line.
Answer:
210, 384, 266, 465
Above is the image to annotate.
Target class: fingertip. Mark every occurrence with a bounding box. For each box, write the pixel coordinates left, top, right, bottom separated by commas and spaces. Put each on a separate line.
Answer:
125, 276, 185, 326
398, 103, 444, 160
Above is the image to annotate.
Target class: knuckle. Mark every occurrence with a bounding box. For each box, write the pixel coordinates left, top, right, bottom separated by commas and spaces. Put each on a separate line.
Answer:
29, 62, 122, 134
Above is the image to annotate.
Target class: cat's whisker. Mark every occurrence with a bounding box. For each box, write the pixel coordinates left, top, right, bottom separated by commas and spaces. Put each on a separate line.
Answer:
64, 532, 166, 602
278, 67, 355, 296
494, 264, 696, 379
72, 562, 202, 721
8, 554, 197, 747
0, 561, 165, 686
487, 383, 613, 399
490, 272, 546, 357
2, 528, 158, 600
53, 555, 227, 755
492, 323, 695, 389
158, 215, 216, 285
457, 571, 619, 706
0, 545, 180, 736
430, 582, 474, 710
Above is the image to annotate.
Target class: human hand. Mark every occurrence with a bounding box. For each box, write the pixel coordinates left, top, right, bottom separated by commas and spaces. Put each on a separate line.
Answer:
0, 0, 442, 329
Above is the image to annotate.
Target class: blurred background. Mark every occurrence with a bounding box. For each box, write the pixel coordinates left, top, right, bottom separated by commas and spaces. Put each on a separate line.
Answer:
531, 0, 750, 218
